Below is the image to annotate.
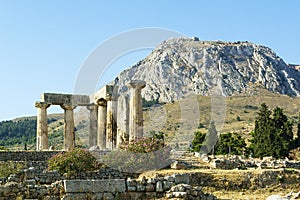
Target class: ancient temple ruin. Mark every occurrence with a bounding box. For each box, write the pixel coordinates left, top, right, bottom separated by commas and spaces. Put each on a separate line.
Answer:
35, 80, 146, 151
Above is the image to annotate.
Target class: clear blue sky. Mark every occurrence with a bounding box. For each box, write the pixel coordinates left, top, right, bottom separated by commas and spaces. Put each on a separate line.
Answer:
0, 0, 299, 121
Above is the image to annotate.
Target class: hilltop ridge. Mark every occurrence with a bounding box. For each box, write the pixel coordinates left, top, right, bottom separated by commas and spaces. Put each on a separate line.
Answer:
114, 38, 300, 102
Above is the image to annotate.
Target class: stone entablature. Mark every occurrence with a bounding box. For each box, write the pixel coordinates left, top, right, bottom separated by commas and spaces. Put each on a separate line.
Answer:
41, 93, 90, 106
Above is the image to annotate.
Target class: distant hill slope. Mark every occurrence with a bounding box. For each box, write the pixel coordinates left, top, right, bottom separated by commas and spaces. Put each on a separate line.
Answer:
114, 38, 300, 102
3, 38, 300, 149
0, 112, 89, 150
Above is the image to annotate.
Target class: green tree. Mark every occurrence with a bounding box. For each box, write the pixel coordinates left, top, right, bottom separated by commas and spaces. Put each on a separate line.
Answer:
293, 112, 300, 149
250, 103, 294, 159
191, 131, 206, 152
215, 132, 246, 155
249, 103, 272, 158
270, 107, 293, 157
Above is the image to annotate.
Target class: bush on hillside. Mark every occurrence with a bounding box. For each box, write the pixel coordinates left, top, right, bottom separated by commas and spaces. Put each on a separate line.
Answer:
102, 136, 171, 173
47, 148, 100, 176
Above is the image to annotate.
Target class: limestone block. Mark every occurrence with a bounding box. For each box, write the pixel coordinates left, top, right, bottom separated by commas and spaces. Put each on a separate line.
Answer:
145, 183, 155, 192
266, 195, 288, 200
103, 192, 114, 200
173, 191, 187, 198
127, 186, 136, 192
170, 161, 188, 170
136, 183, 145, 192
63, 179, 126, 193
163, 180, 173, 191
41, 93, 90, 106
156, 181, 163, 192
62, 193, 91, 200
94, 85, 114, 101
172, 174, 190, 184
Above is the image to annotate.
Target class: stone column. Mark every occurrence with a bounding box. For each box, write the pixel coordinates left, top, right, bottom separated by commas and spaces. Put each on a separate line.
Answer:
117, 94, 129, 146
127, 80, 146, 141
106, 95, 118, 150
96, 98, 107, 150
35, 102, 50, 151
106, 95, 114, 150
61, 104, 76, 151
87, 104, 98, 147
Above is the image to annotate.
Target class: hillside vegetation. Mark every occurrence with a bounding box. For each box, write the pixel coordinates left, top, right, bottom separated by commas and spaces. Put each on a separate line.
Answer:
1, 89, 300, 151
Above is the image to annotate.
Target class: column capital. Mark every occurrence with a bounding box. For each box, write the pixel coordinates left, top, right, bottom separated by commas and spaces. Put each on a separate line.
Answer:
60, 104, 76, 110
106, 94, 113, 101
126, 80, 146, 90
86, 103, 97, 111
96, 98, 107, 107
35, 101, 51, 109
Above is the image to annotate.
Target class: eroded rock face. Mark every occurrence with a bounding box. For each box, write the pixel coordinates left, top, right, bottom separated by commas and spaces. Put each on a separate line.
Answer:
114, 38, 300, 102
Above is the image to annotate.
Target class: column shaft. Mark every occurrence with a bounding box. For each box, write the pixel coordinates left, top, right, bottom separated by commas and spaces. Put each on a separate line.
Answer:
35, 102, 50, 151
87, 104, 98, 147
117, 94, 129, 146
127, 80, 146, 141
61, 105, 76, 150
106, 99, 113, 150
97, 99, 107, 150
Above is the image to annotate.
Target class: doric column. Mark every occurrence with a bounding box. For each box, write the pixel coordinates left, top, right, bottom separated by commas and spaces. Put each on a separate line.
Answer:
117, 94, 129, 146
87, 104, 98, 147
106, 94, 118, 150
127, 80, 146, 141
35, 102, 50, 151
96, 98, 107, 150
106, 95, 114, 150
60, 104, 76, 151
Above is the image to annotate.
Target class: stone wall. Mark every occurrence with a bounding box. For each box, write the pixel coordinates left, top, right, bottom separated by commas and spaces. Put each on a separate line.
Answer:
0, 174, 216, 200
0, 151, 61, 162
208, 156, 300, 170
1, 169, 300, 200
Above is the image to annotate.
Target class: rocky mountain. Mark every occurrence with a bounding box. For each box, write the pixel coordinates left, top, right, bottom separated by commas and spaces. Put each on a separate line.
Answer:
114, 38, 300, 102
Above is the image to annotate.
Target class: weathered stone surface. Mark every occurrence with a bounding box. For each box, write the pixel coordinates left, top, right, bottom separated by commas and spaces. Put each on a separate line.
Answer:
156, 181, 163, 192
35, 101, 51, 151
266, 195, 288, 200
61, 104, 76, 150
145, 183, 155, 192
87, 104, 98, 147
173, 191, 187, 198
117, 94, 129, 146
127, 80, 146, 141
96, 98, 107, 150
170, 161, 188, 170
94, 85, 114, 102
41, 93, 90, 106
172, 173, 190, 184
63, 179, 126, 193
103, 192, 114, 200
114, 38, 300, 103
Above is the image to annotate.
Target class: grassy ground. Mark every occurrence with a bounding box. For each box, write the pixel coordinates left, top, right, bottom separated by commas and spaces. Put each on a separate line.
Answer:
140, 168, 300, 200
6, 88, 300, 151
144, 88, 300, 149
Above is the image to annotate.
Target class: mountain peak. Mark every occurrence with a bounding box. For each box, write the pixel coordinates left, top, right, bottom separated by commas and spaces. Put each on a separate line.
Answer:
114, 38, 300, 102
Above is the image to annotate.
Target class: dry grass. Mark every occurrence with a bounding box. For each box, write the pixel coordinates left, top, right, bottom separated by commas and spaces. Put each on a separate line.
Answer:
140, 167, 300, 200
144, 88, 300, 148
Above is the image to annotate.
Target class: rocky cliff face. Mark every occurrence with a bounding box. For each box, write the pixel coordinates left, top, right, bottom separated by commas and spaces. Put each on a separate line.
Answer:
113, 38, 300, 102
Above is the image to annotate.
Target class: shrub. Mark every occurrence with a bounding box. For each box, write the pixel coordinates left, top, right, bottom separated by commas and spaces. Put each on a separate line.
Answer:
0, 161, 25, 178
47, 148, 100, 176
102, 137, 171, 173
215, 132, 247, 155
191, 131, 206, 152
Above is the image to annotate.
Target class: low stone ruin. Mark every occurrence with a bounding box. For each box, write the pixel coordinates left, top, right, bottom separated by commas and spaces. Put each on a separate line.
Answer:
195, 153, 300, 170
